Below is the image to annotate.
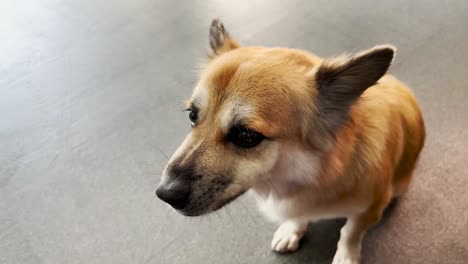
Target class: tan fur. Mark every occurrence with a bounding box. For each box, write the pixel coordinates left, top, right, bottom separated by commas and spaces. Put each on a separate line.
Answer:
158, 20, 425, 264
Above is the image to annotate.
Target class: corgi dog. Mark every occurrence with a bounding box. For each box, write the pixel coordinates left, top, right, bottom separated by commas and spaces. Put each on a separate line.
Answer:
156, 19, 425, 264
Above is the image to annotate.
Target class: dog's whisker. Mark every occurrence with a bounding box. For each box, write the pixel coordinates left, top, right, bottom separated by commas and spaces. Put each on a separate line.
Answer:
149, 144, 170, 161
266, 178, 280, 196
238, 199, 259, 226
149, 177, 164, 185
149, 178, 163, 185
140, 169, 163, 173
139, 170, 165, 179
225, 205, 233, 219
140, 160, 166, 166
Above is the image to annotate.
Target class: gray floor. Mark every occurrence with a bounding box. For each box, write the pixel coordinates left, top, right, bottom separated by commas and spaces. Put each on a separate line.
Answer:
1, 1, 467, 264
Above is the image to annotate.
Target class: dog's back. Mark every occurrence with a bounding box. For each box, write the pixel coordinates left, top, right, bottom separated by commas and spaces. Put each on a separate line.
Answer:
344, 75, 426, 198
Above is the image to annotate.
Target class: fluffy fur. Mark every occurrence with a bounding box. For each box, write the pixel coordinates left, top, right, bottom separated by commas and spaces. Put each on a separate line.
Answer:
156, 19, 425, 264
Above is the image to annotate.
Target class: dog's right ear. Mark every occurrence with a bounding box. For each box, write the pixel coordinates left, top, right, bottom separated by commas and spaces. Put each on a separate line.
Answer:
307, 45, 395, 150
209, 19, 239, 57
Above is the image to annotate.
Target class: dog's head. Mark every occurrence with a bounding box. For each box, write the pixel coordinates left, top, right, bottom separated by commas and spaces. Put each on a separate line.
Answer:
156, 19, 394, 216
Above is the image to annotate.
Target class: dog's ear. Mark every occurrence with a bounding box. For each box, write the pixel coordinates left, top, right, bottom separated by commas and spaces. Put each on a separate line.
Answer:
311, 45, 395, 148
209, 18, 239, 57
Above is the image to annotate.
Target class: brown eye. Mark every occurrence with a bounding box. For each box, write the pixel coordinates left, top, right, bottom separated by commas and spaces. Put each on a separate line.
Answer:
228, 125, 265, 148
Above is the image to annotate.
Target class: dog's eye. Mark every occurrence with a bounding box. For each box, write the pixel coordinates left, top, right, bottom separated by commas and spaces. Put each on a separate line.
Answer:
188, 110, 198, 126
228, 125, 265, 148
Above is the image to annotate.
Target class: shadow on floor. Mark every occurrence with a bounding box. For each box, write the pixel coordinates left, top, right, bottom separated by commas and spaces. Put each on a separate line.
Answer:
273, 219, 345, 263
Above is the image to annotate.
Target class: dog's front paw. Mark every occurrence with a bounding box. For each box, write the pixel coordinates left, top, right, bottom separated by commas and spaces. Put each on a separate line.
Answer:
332, 244, 361, 264
271, 221, 307, 253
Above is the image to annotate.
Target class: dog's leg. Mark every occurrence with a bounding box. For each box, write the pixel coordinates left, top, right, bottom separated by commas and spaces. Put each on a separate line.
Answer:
332, 197, 390, 264
271, 219, 308, 253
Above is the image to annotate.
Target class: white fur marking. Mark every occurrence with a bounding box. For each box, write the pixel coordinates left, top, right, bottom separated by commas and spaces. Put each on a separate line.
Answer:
271, 220, 308, 253
220, 100, 254, 133
192, 85, 209, 111
253, 143, 366, 223
332, 218, 362, 264
332, 242, 361, 264
161, 133, 195, 183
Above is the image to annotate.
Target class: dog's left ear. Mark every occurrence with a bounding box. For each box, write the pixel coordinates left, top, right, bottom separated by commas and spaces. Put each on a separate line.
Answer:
209, 19, 239, 56
310, 45, 395, 148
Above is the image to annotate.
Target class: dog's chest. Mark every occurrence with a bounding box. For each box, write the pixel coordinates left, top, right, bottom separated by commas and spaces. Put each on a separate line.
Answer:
252, 147, 363, 222
254, 192, 361, 223
252, 147, 321, 221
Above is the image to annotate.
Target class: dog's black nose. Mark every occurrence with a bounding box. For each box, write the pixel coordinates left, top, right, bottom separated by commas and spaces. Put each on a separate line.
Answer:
156, 181, 190, 210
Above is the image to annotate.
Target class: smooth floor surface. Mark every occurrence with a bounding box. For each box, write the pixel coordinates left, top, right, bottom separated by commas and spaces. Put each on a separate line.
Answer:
1, 1, 467, 264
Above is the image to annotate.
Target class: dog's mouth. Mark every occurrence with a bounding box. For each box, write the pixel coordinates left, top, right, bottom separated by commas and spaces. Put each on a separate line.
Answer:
211, 190, 247, 211
175, 188, 247, 217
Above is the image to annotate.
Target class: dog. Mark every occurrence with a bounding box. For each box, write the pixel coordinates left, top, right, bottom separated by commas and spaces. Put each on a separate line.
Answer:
156, 19, 425, 264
